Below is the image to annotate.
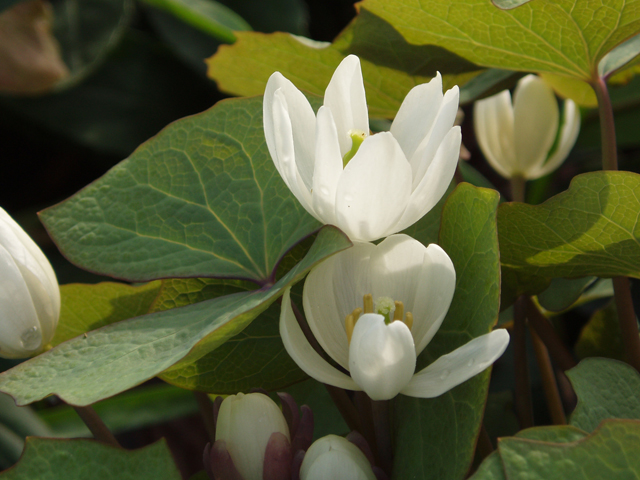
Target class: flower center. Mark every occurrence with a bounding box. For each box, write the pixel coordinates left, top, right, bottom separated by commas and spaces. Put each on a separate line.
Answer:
345, 294, 413, 343
342, 129, 367, 167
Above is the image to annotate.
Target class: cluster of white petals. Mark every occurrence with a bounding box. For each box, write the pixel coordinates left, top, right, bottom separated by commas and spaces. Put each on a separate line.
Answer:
280, 235, 509, 401
264, 55, 461, 242
474, 75, 580, 180
0, 207, 60, 359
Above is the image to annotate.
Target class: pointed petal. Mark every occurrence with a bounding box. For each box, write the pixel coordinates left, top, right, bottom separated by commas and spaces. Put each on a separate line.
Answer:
301, 435, 376, 480
401, 329, 509, 398
204, 440, 245, 480
410, 243, 456, 354
473, 90, 516, 178
263, 432, 293, 480
303, 243, 375, 369
392, 126, 460, 233
408, 86, 459, 190
349, 314, 416, 400
272, 90, 315, 214
324, 55, 369, 157
264, 73, 317, 190
513, 75, 559, 175
311, 106, 343, 225
0, 244, 42, 358
280, 288, 360, 391
529, 99, 580, 179
335, 133, 412, 242
390, 73, 443, 161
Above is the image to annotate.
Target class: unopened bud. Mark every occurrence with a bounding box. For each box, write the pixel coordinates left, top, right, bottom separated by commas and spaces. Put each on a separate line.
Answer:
299, 435, 377, 480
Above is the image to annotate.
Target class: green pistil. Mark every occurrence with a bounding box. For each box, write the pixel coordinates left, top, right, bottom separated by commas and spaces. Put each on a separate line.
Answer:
342, 130, 367, 167
375, 296, 395, 325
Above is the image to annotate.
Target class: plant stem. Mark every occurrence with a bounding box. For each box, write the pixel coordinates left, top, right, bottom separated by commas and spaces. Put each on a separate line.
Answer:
513, 296, 534, 428
194, 391, 216, 441
525, 298, 577, 372
353, 392, 378, 461
592, 75, 640, 372
325, 385, 362, 434
73, 405, 120, 448
529, 326, 566, 425
371, 399, 392, 474
510, 175, 526, 203
476, 424, 494, 458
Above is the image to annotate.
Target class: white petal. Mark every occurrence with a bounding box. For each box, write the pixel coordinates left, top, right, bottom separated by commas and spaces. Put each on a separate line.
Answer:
311, 107, 343, 225
0, 244, 42, 358
390, 73, 443, 161
303, 243, 375, 369
271, 90, 315, 215
401, 329, 509, 398
280, 288, 360, 391
473, 90, 516, 179
323, 55, 369, 157
513, 75, 559, 175
300, 435, 376, 480
391, 126, 460, 233
408, 86, 460, 190
349, 314, 416, 400
264, 72, 317, 190
528, 99, 580, 179
334, 133, 412, 242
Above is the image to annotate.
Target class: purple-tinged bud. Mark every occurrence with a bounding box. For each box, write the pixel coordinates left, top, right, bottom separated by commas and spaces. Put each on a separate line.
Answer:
345, 431, 375, 467
263, 432, 292, 480
291, 450, 305, 480
291, 405, 313, 454
277, 392, 300, 439
203, 440, 244, 480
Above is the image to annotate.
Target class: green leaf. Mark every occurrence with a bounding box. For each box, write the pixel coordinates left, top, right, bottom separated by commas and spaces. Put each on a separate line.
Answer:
153, 279, 306, 393
499, 420, 640, 479
40, 95, 320, 284
458, 69, 521, 104
498, 172, 640, 303
207, 8, 482, 119
0, 227, 351, 406
139, 0, 251, 44
38, 383, 198, 437
401, 181, 455, 246
599, 33, 640, 78
0, 0, 24, 13
567, 357, 640, 432
537, 277, 597, 313
393, 183, 501, 480
575, 301, 626, 361
0, 438, 181, 480
53, 281, 162, 347
215, 0, 307, 35
492, 0, 531, 8
363, 0, 640, 81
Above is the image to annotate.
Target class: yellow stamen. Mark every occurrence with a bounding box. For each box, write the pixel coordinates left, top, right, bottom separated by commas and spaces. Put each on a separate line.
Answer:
404, 312, 414, 331
345, 308, 363, 343
363, 294, 373, 314
393, 301, 404, 322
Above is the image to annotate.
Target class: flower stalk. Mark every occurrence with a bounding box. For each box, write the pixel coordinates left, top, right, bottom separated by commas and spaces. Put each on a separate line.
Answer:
513, 296, 533, 429
529, 326, 566, 425
73, 405, 120, 448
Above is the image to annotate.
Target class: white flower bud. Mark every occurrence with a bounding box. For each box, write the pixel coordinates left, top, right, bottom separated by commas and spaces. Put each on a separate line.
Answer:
0, 207, 60, 359
215, 392, 290, 480
300, 435, 376, 480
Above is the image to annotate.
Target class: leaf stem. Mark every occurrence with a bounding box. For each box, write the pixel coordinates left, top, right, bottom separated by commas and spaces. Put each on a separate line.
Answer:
529, 326, 566, 425
324, 385, 362, 434
510, 175, 526, 203
371, 399, 393, 474
592, 75, 618, 171
513, 296, 534, 428
525, 298, 577, 372
194, 391, 216, 442
73, 405, 120, 448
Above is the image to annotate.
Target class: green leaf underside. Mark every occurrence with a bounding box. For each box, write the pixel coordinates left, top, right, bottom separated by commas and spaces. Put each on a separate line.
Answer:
0, 227, 350, 406
207, 7, 482, 119
470, 426, 588, 480
499, 421, 640, 478
362, 0, 640, 81
536, 276, 596, 313
39, 96, 320, 284
393, 183, 501, 480
0, 438, 180, 480
52, 281, 162, 346
152, 278, 306, 393
498, 171, 640, 301
575, 300, 625, 361
567, 357, 640, 432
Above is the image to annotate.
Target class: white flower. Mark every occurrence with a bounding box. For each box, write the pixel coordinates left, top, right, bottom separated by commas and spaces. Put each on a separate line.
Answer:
300, 435, 376, 480
0, 207, 60, 359
474, 74, 580, 180
263, 55, 461, 242
279, 235, 509, 401
214, 392, 290, 480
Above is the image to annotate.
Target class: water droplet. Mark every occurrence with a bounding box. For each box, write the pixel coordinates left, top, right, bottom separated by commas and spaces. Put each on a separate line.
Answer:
439, 369, 450, 380
467, 359, 475, 367
20, 326, 42, 351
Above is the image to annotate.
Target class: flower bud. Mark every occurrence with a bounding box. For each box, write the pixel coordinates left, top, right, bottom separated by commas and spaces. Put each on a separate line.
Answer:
0, 207, 60, 359
299, 435, 377, 480
213, 393, 291, 480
